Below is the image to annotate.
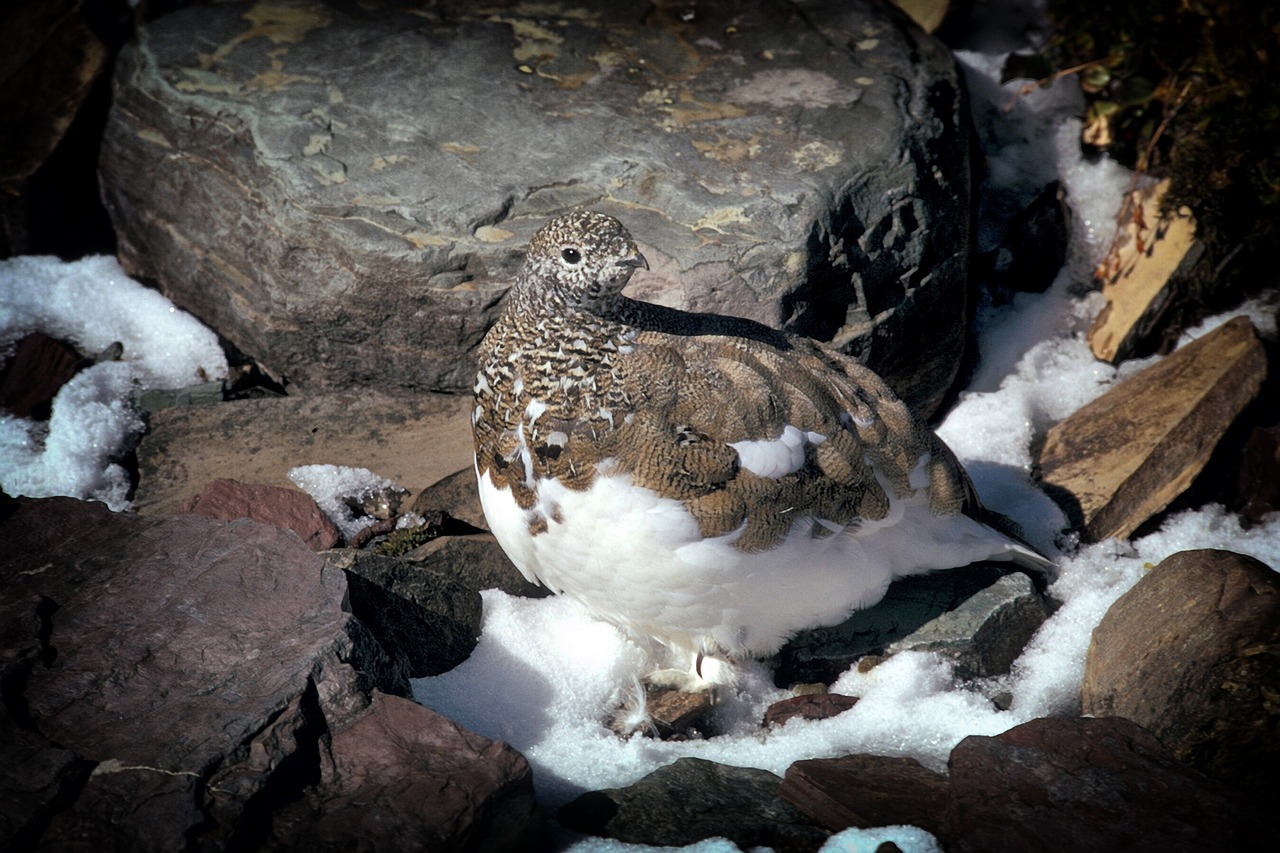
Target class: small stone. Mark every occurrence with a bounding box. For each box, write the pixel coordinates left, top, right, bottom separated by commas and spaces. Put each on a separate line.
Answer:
780, 754, 947, 835
632, 688, 716, 739
0, 332, 85, 419
558, 757, 828, 852
764, 693, 860, 728
411, 466, 490, 531
1080, 549, 1280, 796
179, 478, 341, 551
1038, 316, 1267, 542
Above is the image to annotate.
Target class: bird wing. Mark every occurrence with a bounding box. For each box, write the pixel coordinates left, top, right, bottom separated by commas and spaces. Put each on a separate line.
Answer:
609, 330, 979, 554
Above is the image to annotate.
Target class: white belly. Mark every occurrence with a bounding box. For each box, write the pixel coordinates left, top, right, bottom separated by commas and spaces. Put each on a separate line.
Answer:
475, 459, 1021, 663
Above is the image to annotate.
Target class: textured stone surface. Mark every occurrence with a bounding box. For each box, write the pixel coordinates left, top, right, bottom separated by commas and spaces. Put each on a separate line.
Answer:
1087, 178, 1203, 363
887, 571, 1050, 679
132, 391, 474, 517
764, 693, 860, 728
780, 753, 947, 835
402, 532, 547, 599
773, 563, 1008, 685
270, 691, 544, 853
323, 550, 483, 678
179, 477, 342, 550
0, 496, 537, 850
1038, 316, 1267, 541
0, 332, 85, 419
559, 757, 828, 852
100, 0, 974, 416
1080, 549, 1280, 796
944, 716, 1277, 853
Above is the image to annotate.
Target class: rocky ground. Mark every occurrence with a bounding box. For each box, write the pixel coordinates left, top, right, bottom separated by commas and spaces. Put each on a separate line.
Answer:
3, 1, 1278, 850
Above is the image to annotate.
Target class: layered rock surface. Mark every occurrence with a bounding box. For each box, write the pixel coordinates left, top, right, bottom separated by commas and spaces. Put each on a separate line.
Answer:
100, 0, 974, 416
0, 496, 542, 850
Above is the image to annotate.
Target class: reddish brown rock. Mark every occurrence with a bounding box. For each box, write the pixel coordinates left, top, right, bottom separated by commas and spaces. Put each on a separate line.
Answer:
1038, 316, 1267, 541
780, 754, 947, 835
180, 477, 342, 550
0, 496, 539, 850
0, 332, 85, 419
270, 691, 543, 852
944, 716, 1277, 853
1080, 549, 1280, 796
764, 693, 860, 728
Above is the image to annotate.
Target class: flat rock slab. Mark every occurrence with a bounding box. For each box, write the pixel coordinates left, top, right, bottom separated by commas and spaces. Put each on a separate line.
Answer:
1037, 316, 1267, 541
100, 0, 974, 417
180, 477, 342, 550
1081, 548, 1280, 797
944, 716, 1277, 853
133, 391, 474, 517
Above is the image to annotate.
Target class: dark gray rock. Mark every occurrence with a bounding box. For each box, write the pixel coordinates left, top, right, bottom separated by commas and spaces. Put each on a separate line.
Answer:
887, 571, 1050, 679
944, 716, 1278, 853
403, 533, 550, 599
559, 757, 828, 852
100, 0, 974, 417
773, 564, 1009, 686
780, 753, 948, 836
324, 549, 483, 677
1080, 549, 1280, 798
0, 496, 537, 850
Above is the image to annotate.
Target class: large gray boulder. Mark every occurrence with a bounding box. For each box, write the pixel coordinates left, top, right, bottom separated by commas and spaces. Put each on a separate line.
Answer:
100, 0, 973, 416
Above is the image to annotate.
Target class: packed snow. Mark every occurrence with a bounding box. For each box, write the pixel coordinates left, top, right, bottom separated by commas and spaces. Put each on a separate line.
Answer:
2, 13, 1278, 853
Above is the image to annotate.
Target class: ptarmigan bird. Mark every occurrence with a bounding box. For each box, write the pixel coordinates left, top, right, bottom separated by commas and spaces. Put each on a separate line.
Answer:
473, 210, 1052, 689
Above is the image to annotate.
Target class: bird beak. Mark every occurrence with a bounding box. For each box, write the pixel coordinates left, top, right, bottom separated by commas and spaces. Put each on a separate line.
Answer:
617, 249, 649, 271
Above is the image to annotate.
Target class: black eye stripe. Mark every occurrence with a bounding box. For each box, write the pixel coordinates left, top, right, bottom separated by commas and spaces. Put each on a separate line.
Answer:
561, 247, 581, 264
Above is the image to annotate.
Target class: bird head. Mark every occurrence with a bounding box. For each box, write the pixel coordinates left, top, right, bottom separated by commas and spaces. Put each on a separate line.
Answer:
520, 210, 649, 312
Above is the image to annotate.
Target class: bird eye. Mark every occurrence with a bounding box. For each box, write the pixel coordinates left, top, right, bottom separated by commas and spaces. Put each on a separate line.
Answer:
561, 247, 581, 264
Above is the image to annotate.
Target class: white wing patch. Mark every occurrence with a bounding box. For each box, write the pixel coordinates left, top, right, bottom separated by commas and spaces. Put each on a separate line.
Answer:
729, 424, 827, 479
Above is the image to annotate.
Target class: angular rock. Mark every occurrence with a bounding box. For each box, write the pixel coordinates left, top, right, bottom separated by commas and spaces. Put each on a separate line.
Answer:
944, 716, 1277, 853
0, 332, 86, 419
1037, 316, 1267, 541
1080, 549, 1280, 796
780, 754, 947, 836
411, 466, 489, 532
324, 550, 482, 678
132, 391, 474, 517
1087, 178, 1204, 363
402, 533, 548, 599
773, 564, 1008, 686
100, 0, 975, 417
0, 497, 389, 848
179, 477, 342, 551
269, 691, 544, 853
558, 757, 828, 852
886, 571, 1049, 679
764, 693, 860, 728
